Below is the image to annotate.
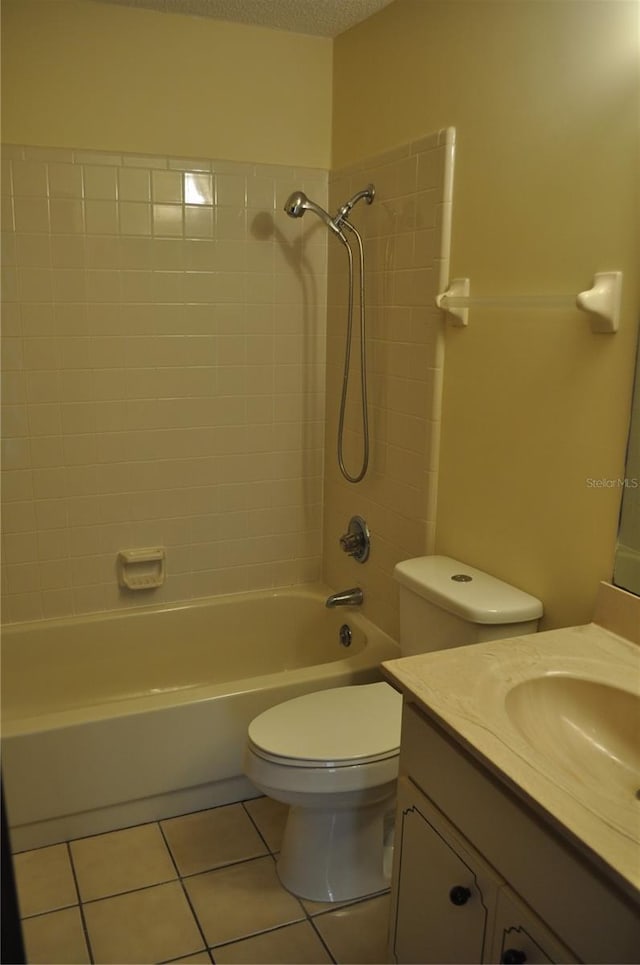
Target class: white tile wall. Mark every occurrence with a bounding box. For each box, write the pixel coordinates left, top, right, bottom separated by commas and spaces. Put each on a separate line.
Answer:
1, 145, 328, 622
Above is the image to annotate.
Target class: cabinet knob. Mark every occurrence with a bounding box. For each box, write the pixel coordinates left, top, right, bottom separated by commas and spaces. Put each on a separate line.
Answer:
502, 950, 527, 964
448, 885, 472, 906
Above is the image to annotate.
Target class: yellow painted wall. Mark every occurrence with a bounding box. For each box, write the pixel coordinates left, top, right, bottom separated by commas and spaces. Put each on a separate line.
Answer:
1, 0, 332, 168
334, 0, 640, 627
2, 0, 638, 628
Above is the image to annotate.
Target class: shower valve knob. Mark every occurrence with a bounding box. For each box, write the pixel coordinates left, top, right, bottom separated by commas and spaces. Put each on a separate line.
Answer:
339, 516, 370, 563
340, 533, 361, 553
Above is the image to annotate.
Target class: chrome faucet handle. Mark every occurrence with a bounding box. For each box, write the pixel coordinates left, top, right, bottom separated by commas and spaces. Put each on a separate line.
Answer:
340, 532, 362, 554
339, 516, 370, 563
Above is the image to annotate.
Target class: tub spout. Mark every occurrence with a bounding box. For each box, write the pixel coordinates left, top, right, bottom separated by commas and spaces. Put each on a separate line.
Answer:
325, 587, 364, 608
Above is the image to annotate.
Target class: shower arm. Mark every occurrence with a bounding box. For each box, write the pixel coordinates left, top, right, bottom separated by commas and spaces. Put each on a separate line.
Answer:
335, 185, 375, 225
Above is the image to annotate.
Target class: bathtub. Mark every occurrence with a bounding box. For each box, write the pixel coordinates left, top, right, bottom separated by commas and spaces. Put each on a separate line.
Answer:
1, 585, 399, 851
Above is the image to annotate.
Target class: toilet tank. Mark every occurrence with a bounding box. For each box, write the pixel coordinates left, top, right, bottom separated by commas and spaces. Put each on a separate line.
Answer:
394, 556, 543, 657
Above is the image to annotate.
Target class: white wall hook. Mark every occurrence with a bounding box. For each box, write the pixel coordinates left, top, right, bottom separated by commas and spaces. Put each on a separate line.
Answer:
576, 271, 622, 334
435, 277, 469, 326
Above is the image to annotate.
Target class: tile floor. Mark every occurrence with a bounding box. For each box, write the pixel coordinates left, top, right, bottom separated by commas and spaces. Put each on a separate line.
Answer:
12, 797, 391, 964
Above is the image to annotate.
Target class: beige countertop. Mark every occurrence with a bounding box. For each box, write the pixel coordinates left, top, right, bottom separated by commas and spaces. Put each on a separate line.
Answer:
382, 617, 640, 899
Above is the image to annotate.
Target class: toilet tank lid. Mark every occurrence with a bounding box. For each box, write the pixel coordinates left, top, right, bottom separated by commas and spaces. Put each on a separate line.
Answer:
394, 556, 543, 624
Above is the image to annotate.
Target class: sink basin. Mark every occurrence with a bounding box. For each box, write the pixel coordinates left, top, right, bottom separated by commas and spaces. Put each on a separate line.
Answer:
505, 675, 640, 801
384, 616, 640, 894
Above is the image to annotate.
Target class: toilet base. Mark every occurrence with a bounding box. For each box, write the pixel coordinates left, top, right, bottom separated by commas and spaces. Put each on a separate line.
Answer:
276, 790, 396, 902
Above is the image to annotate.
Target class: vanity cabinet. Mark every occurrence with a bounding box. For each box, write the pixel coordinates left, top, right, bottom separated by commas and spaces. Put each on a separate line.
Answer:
388, 702, 639, 964
391, 776, 573, 964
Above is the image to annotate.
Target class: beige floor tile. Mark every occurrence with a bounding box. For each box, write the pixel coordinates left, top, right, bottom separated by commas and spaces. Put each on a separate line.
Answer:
13, 843, 78, 917
312, 893, 391, 964
243, 795, 289, 853
70, 822, 176, 901
21, 906, 90, 964
213, 920, 333, 964
83, 880, 204, 964
161, 803, 267, 876
184, 855, 304, 947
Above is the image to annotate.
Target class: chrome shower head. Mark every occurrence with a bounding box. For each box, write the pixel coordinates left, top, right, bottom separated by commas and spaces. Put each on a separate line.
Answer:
336, 184, 375, 222
283, 190, 311, 219
284, 190, 346, 241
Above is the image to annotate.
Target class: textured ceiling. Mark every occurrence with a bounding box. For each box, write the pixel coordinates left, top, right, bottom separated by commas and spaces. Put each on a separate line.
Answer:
96, 0, 394, 37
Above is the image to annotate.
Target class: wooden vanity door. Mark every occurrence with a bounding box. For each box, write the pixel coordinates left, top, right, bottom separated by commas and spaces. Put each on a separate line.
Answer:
389, 777, 499, 964
490, 886, 577, 964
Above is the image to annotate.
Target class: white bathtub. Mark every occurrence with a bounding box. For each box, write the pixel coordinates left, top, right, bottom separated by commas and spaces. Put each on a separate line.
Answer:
1, 585, 399, 851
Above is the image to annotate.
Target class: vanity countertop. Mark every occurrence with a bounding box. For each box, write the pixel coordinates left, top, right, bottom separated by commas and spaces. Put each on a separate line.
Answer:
382, 616, 640, 901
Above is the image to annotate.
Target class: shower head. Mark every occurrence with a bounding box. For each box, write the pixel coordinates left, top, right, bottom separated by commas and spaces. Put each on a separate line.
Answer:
283, 190, 312, 219
284, 191, 346, 241
336, 184, 375, 222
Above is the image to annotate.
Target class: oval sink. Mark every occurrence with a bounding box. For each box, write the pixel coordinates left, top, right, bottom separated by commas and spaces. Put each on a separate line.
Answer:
505, 675, 640, 800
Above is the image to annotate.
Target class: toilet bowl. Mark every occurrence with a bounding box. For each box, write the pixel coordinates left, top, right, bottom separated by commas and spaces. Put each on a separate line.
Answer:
244, 682, 402, 902
244, 557, 543, 902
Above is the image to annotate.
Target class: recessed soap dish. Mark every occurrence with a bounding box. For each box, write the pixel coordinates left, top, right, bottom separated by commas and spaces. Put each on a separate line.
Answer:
117, 547, 165, 590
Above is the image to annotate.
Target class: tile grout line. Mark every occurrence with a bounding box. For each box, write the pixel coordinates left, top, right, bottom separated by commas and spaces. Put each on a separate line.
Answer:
240, 799, 275, 856
308, 915, 339, 964
206, 917, 337, 964
65, 839, 96, 965
157, 818, 212, 961
159, 946, 213, 964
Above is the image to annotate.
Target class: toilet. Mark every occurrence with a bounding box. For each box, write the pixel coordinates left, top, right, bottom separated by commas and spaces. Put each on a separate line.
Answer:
244, 556, 543, 902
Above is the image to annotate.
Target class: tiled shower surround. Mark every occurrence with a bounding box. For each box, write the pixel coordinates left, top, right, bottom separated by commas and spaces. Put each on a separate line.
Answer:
1, 131, 453, 627
324, 131, 453, 638
1, 146, 328, 622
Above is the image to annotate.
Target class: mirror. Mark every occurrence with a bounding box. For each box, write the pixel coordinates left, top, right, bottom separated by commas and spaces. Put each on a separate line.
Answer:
613, 343, 640, 595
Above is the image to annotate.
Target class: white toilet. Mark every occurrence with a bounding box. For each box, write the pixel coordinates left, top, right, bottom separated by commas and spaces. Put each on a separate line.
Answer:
244, 556, 543, 902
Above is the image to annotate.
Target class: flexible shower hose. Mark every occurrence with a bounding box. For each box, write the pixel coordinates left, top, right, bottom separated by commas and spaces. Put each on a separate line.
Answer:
337, 219, 369, 484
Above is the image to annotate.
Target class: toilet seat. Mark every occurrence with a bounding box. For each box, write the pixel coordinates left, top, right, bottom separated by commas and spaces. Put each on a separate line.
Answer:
247, 682, 402, 768
247, 742, 399, 769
